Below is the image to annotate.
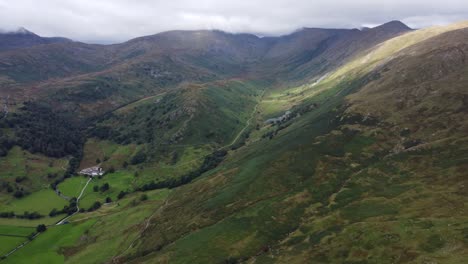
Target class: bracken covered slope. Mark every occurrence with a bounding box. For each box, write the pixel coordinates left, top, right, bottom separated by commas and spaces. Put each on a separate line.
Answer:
115, 22, 468, 263
3, 21, 468, 264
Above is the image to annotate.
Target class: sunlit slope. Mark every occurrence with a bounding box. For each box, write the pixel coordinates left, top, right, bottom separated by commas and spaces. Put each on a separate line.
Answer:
119, 22, 468, 263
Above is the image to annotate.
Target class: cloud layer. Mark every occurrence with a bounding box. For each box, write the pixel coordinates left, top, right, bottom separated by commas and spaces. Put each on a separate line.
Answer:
1, 0, 467, 43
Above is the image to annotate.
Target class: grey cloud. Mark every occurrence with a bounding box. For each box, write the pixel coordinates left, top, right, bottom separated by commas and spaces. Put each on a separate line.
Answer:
0, 0, 467, 43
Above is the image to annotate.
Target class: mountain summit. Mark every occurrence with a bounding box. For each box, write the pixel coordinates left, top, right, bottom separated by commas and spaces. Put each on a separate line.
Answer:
0, 27, 70, 52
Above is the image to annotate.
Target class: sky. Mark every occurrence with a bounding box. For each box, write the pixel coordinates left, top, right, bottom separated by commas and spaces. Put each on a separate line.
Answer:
0, 0, 467, 44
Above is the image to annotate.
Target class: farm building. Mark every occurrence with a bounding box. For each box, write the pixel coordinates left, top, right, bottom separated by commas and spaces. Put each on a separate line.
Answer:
79, 166, 104, 177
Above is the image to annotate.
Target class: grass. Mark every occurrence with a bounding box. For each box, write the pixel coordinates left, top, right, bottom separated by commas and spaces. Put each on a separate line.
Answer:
0, 225, 35, 236
0, 236, 28, 255
80, 138, 140, 170
0, 147, 66, 179
340, 199, 399, 222
57, 176, 89, 198
0, 189, 68, 216
32, 188, 171, 264
4, 21, 468, 264
76, 171, 135, 209
3, 220, 96, 264
0, 215, 64, 227
0, 226, 35, 256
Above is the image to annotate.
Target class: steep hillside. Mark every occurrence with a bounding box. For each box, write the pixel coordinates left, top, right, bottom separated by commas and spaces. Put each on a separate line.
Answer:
257, 21, 412, 83
109, 22, 468, 263
3, 21, 468, 264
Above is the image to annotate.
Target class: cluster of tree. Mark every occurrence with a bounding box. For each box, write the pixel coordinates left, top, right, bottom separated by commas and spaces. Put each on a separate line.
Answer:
0, 135, 15, 157
88, 93, 182, 146
0, 211, 15, 218
131, 150, 147, 165
0, 180, 30, 199
136, 150, 227, 191
230, 131, 250, 151
87, 201, 101, 212
49, 198, 78, 216
93, 183, 110, 192
50, 157, 84, 191
9, 102, 83, 158
0, 211, 43, 219
261, 122, 291, 140
0, 181, 14, 193
117, 191, 127, 199
13, 189, 29, 198
36, 224, 47, 233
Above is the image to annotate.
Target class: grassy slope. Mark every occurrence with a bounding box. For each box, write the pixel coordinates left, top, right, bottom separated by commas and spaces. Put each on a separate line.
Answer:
1, 188, 169, 263
0, 146, 68, 213
86, 79, 262, 186
3, 22, 468, 263
118, 22, 468, 263
0, 189, 68, 215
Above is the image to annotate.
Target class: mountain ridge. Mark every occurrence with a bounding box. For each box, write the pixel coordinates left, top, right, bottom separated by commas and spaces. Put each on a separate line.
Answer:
2, 20, 468, 264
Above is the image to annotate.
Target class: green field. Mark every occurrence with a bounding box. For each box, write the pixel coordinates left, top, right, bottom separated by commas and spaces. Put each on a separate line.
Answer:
0, 225, 35, 236
0, 236, 28, 255
0, 215, 64, 227
0, 225, 35, 256
3, 220, 96, 264
0, 189, 68, 215
57, 176, 89, 198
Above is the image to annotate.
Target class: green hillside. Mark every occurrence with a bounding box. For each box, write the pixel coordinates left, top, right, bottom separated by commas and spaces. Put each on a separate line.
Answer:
1, 20, 468, 263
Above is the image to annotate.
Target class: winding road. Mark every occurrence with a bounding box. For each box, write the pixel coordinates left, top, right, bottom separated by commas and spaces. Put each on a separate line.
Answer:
56, 177, 92, 225
222, 90, 265, 150
2, 177, 93, 260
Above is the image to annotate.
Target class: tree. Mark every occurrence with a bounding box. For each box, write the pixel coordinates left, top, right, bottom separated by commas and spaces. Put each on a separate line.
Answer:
36, 224, 47, 233
140, 194, 148, 201
13, 190, 24, 198
93, 185, 99, 192
96, 158, 101, 164
117, 191, 127, 199
105, 197, 112, 203
131, 150, 147, 165
100, 183, 110, 192
88, 201, 101, 212
49, 208, 58, 217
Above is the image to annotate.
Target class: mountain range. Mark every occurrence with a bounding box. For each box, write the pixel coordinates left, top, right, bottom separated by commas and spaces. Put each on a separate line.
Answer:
1, 20, 468, 263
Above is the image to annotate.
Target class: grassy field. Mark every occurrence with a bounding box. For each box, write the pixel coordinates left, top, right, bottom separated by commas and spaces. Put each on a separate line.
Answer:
57, 176, 89, 198
0, 225, 35, 256
3, 220, 97, 264
0, 225, 35, 236
59, 171, 136, 210
66, 198, 167, 263
1, 187, 170, 263
0, 215, 64, 227
0, 236, 28, 256
0, 189, 68, 215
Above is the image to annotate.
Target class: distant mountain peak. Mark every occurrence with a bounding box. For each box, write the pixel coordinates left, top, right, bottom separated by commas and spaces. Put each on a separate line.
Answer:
377, 20, 412, 31
0, 27, 35, 35
15, 27, 33, 34
0, 27, 70, 52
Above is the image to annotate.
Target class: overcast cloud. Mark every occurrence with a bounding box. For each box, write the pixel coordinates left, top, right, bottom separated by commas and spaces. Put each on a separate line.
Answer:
0, 0, 467, 43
